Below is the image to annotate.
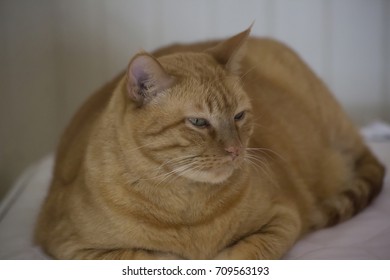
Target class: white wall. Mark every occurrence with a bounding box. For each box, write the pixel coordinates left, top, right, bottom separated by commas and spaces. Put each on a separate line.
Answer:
0, 0, 389, 199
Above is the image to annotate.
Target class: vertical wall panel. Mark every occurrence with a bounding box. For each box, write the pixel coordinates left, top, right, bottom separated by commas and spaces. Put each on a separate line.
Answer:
56, 0, 109, 126
384, 0, 390, 121
330, 0, 385, 123
102, 0, 154, 75
0, 0, 59, 198
272, 0, 327, 80
157, 0, 215, 45
213, 0, 271, 37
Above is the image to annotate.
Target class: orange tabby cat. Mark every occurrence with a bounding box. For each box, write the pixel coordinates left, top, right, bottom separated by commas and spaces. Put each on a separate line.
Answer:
35, 27, 385, 259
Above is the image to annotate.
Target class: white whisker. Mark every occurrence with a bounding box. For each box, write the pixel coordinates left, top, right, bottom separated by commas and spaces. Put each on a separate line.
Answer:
246, 147, 286, 162
155, 161, 199, 187
126, 142, 156, 154
244, 152, 279, 189
239, 65, 257, 81
138, 155, 197, 182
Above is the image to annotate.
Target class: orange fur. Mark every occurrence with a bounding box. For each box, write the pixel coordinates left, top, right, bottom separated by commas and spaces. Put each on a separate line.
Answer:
35, 28, 385, 259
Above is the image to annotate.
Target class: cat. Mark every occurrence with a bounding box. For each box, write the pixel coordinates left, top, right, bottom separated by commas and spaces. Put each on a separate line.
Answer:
35, 27, 385, 259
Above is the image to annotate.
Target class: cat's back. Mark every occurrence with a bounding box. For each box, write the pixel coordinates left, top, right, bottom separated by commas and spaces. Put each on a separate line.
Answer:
243, 37, 326, 101
242, 37, 347, 136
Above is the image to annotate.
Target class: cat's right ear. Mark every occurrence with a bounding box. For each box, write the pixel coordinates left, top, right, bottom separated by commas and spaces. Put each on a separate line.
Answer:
206, 25, 252, 74
126, 53, 175, 106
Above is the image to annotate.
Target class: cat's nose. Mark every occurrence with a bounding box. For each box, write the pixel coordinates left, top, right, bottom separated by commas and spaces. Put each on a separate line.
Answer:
225, 146, 241, 160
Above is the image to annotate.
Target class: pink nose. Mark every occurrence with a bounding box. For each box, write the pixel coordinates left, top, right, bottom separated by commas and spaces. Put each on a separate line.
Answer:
225, 146, 240, 160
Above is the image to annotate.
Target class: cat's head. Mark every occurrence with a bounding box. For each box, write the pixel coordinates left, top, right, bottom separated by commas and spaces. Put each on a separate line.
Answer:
123, 28, 253, 184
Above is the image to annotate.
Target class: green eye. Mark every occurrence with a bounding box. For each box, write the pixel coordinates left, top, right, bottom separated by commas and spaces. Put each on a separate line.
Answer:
188, 117, 209, 128
234, 111, 245, 121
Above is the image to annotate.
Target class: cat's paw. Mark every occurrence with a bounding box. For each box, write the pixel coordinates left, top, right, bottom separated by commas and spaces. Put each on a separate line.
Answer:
213, 245, 258, 260
155, 251, 184, 260
213, 247, 236, 260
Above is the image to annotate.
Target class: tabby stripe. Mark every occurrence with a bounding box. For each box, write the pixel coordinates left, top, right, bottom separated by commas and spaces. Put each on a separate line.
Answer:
132, 138, 163, 166
145, 120, 184, 137
219, 85, 230, 109
205, 94, 214, 114
149, 143, 189, 152
212, 84, 227, 112
342, 189, 362, 215
325, 206, 342, 227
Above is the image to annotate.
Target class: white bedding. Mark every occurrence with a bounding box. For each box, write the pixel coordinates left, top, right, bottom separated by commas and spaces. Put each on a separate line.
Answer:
1, 136, 389, 260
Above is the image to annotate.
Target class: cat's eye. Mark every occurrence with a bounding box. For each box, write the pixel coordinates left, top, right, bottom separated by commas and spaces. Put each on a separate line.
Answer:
188, 117, 209, 128
234, 111, 246, 121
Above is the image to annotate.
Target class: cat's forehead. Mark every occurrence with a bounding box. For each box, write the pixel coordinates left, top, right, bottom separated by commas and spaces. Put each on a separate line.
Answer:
180, 76, 250, 117
160, 53, 251, 113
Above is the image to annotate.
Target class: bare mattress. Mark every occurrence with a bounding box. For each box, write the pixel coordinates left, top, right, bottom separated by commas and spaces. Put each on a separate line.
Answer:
1, 123, 390, 260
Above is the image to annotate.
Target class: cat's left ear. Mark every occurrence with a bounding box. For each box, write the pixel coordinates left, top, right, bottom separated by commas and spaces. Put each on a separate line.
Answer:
126, 53, 175, 106
206, 25, 252, 74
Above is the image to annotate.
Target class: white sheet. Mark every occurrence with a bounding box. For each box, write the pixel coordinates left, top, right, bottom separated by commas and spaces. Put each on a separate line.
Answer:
1, 140, 389, 260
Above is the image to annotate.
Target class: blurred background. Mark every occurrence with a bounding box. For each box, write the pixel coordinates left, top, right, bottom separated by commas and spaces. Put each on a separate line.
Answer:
0, 0, 389, 201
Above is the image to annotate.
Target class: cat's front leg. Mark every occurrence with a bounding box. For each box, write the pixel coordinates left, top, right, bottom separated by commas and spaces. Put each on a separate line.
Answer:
71, 248, 184, 260
214, 209, 301, 260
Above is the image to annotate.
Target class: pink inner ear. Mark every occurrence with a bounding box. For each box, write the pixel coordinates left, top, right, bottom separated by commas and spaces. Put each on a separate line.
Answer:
126, 54, 176, 104
129, 56, 152, 84
130, 65, 145, 84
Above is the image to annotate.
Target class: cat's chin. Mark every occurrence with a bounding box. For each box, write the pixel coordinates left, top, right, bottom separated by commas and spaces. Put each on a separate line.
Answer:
181, 165, 235, 185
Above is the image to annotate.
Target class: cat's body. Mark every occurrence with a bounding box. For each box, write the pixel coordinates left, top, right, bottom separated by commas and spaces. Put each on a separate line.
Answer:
35, 28, 385, 259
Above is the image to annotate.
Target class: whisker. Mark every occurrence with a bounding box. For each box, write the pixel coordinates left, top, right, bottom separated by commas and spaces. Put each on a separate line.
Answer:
239, 65, 257, 81
245, 154, 270, 173
126, 142, 156, 154
138, 155, 197, 182
173, 162, 202, 180
246, 148, 273, 162
244, 151, 280, 189
155, 161, 199, 187
244, 157, 262, 173
155, 155, 197, 173
246, 147, 286, 162
153, 166, 187, 187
